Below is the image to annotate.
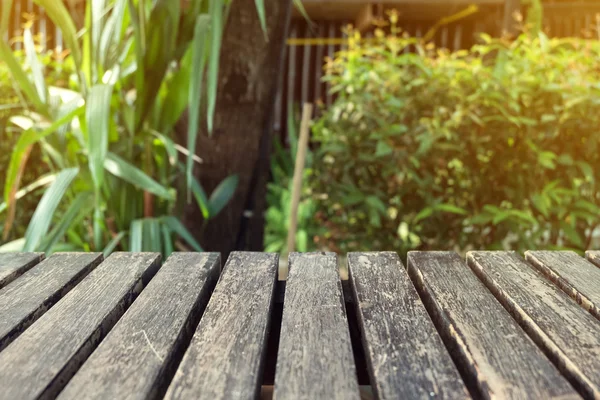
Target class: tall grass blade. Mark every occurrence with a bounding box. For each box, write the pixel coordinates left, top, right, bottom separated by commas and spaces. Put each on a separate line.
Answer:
254, 0, 268, 39
23, 167, 79, 251
207, 0, 224, 135
104, 152, 175, 200
163, 216, 203, 251
41, 191, 92, 252
129, 219, 143, 251
23, 28, 47, 104
103, 231, 125, 257
86, 84, 114, 191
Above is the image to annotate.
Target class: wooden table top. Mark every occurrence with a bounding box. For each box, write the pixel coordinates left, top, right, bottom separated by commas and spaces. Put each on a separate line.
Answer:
0, 250, 598, 400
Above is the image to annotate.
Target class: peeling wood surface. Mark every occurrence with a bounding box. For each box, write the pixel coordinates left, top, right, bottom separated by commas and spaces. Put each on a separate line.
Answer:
0, 252, 44, 289
164, 252, 278, 400
407, 251, 578, 400
59, 253, 220, 400
586, 251, 600, 268
526, 251, 600, 321
0, 252, 102, 351
274, 252, 359, 400
348, 252, 469, 400
0, 252, 160, 400
468, 251, 600, 398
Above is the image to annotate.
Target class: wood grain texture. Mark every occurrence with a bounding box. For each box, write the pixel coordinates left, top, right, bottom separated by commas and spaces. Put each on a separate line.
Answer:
0, 252, 102, 351
526, 251, 600, 321
274, 252, 359, 400
0, 252, 43, 288
586, 251, 600, 268
58, 253, 221, 400
164, 252, 278, 400
0, 252, 160, 400
347, 252, 469, 400
468, 251, 600, 398
407, 251, 579, 400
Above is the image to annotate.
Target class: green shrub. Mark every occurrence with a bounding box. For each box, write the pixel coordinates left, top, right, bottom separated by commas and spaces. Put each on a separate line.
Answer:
311, 24, 600, 254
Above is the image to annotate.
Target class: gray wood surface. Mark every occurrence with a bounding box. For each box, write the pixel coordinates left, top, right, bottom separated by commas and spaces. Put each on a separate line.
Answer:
407, 251, 579, 400
0, 252, 43, 288
164, 252, 278, 400
347, 252, 469, 400
526, 250, 600, 321
58, 253, 221, 400
274, 252, 359, 400
468, 251, 600, 398
0, 252, 160, 400
0, 252, 102, 351
586, 251, 600, 267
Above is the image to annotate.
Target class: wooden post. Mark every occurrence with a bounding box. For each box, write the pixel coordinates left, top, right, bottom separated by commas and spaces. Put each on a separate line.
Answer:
286, 103, 313, 254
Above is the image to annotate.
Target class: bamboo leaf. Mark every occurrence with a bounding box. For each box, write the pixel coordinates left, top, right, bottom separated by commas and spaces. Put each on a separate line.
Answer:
187, 15, 210, 194
207, 0, 224, 135
103, 231, 125, 257
191, 177, 210, 219
104, 153, 175, 200
0, 40, 47, 114
41, 191, 93, 252
23, 168, 79, 252
33, 0, 83, 88
23, 28, 47, 104
86, 84, 114, 191
254, 0, 268, 39
292, 0, 313, 26
163, 216, 203, 251
208, 175, 238, 217
129, 219, 143, 251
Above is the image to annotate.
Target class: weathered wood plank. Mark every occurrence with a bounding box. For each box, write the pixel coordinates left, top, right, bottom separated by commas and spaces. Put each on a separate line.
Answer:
164, 252, 278, 400
0, 252, 44, 288
468, 251, 600, 398
347, 252, 469, 400
274, 252, 359, 400
0, 252, 103, 351
586, 251, 600, 268
58, 253, 221, 400
407, 251, 579, 399
0, 252, 160, 400
526, 250, 600, 321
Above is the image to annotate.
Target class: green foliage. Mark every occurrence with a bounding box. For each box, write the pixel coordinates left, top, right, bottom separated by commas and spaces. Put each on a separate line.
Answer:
1, 0, 242, 255
264, 105, 320, 253
311, 26, 600, 255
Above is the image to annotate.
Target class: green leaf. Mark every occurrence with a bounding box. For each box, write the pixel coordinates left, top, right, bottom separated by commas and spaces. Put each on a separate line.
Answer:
207, 0, 224, 135
187, 15, 210, 194
143, 218, 162, 252
191, 177, 211, 219
104, 153, 175, 200
254, 0, 268, 39
103, 231, 125, 257
23, 28, 47, 104
87, 84, 114, 191
375, 141, 393, 157
129, 219, 143, 252
0, 238, 25, 252
434, 203, 468, 215
161, 225, 173, 256
292, 0, 313, 26
0, 173, 56, 215
208, 175, 238, 217
34, 0, 83, 89
560, 221, 584, 248
41, 192, 93, 252
414, 207, 434, 223
163, 216, 203, 251
23, 168, 79, 252
366, 196, 387, 214
0, 41, 47, 114
296, 229, 308, 252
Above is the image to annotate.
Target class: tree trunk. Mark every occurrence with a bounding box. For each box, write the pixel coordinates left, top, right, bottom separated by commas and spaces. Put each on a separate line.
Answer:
182, 0, 292, 256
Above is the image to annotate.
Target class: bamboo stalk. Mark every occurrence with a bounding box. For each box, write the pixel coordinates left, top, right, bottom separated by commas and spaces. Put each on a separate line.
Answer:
286, 103, 313, 254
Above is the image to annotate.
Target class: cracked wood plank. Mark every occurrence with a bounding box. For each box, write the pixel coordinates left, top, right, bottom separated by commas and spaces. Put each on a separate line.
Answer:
59, 253, 220, 400
407, 251, 579, 400
0, 252, 102, 351
164, 252, 278, 400
469, 251, 600, 398
348, 252, 469, 400
526, 251, 600, 321
0, 252, 160, 400
0, 252, 43, 288
274, 252, 359, 400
